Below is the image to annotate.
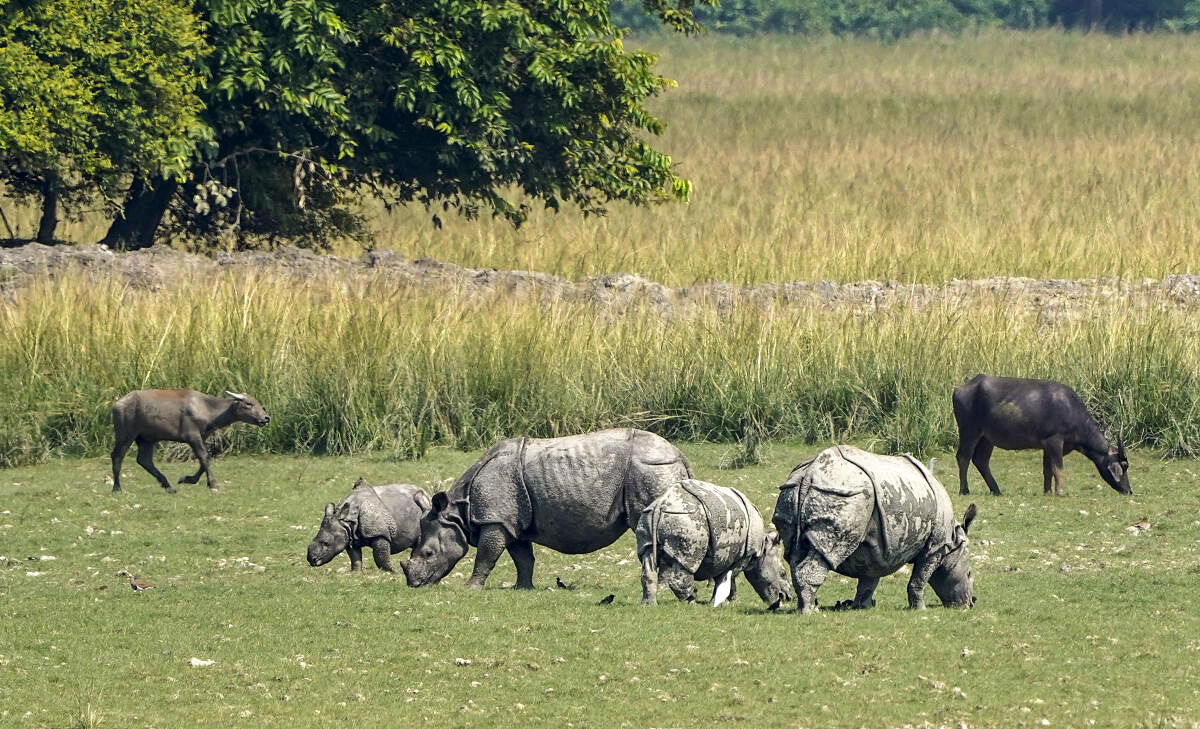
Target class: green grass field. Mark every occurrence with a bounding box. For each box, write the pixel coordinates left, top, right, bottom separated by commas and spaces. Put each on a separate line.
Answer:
2, 442, 1197, 728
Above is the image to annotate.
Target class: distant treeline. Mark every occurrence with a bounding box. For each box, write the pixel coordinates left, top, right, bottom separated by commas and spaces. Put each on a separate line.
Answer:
612, 0, 1200, 36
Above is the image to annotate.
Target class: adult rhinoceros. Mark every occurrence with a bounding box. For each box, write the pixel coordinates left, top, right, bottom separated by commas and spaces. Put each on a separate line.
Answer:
401, 428, 694, 589
772, 445, 977, 613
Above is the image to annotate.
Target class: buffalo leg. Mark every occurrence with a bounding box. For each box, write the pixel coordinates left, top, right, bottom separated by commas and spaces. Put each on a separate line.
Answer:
971, 439, 1002, 495
640, 555, 659, 605
955, 431, 982, 495
907, 557, 938, 609
179, 435, 217, 489
370, 538, 394, 572
134, 439, 175, 493
347, 545, 363, 572
791, 553, 831, 614
111, 437, 133, 492
852, 577, 880, 609
1042, 439, 1066, 496
467, 524, 509, 589
507, 539, 535, 589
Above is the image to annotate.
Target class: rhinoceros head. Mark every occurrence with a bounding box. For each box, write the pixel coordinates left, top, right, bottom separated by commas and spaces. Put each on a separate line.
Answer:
307, 502, 355, 566
743, 531, 795, 606
401, 491, 470, 587
928, 504, 978, 608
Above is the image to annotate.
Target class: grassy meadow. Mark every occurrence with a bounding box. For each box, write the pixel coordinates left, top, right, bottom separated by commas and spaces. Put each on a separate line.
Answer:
5, 29, 1200, 729
5, 31, 1200, 284
4, 270, 1200, 468
2, 443, 1198, 728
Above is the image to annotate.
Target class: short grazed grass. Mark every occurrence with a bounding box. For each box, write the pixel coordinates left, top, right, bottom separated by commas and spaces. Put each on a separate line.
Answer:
2, 443, 1198, 728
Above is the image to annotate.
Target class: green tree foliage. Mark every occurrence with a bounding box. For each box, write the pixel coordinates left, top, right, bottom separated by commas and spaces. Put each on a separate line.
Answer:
106, 0, 706, 250
0, 0, 205, 243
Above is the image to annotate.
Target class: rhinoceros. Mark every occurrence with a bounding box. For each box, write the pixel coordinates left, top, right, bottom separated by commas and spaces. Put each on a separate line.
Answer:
635, 479, 792, 608
772, 445, 977, 613
307, 479, 432, 573
401, 428, 694, 589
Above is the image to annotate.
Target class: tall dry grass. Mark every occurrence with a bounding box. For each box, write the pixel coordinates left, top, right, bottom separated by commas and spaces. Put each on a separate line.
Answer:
367, 30, 1200, 285
6, 32, 1200, 285
2, 269, 1199, 466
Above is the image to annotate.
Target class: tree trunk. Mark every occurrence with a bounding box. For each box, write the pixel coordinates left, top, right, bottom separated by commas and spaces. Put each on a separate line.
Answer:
37, 181, 60, 244
102, 177, 178, 250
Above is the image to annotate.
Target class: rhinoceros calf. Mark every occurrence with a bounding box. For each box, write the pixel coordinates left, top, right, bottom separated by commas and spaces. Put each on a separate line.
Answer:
307, 480, 432, 573
772, 445, 977, 613
636, 479, 792, 608
402, 428, 693, 589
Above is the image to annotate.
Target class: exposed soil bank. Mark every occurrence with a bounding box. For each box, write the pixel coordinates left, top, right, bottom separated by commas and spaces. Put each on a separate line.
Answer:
3, 243, 1198, 316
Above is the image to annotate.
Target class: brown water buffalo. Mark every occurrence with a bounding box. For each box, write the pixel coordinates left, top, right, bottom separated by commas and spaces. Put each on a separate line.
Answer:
111, 389, 270, 493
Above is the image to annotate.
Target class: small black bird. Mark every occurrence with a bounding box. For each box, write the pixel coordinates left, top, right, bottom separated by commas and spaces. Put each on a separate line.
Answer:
598, 594, 615, 605
556, 577, 573, 590
767, 597, 782, 612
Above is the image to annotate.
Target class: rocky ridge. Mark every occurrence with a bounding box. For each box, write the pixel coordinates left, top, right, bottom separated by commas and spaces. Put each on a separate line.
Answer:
3, 242, 1198, 317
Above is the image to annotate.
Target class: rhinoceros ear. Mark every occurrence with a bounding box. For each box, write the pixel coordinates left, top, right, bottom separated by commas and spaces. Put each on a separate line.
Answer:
765, 531, 782, 548
336, 501, 357, 522
962, 503, 978, 534
432, 491, 451, 513
413, 489, 433, 513
323, 503, 336, 519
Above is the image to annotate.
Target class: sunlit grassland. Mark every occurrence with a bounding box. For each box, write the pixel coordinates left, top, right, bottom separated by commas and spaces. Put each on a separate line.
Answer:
5, 32, 1200, 284
4, 270, 1200, 468
2, 444, 1198, 728
374, 30, 1200, 284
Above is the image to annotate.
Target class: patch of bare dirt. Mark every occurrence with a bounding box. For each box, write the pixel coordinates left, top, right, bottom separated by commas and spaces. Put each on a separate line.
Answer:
3, 242, 1199, 316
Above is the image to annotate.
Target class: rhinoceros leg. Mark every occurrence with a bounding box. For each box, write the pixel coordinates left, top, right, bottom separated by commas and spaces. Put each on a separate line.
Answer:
507, 539, 535, 589
467, 524, 510, 589
851, 577, 879, 609
640, 555, 659, 605
370, 538, 395, 572
791, 553, 831, 614
661, 562, 697, 603
347, 545, 362, 572
907, 556, 938, 609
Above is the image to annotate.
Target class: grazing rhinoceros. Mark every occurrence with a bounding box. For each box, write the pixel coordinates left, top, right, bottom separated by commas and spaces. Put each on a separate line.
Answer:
307, 479, 432, 573
401, 428, 694, 589
635, 479, 792, 609
772, 445, 977, 613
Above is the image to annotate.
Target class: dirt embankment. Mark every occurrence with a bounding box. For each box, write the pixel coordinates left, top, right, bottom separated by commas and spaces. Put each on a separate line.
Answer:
3, 242, 1199, 317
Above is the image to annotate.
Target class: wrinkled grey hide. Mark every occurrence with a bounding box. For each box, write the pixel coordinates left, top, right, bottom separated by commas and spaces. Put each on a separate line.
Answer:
772, 445, 977, 613
111, 389, 270, 493
307, 482, 432, 572
635, 479, 792, 608
402, 428, 693, 589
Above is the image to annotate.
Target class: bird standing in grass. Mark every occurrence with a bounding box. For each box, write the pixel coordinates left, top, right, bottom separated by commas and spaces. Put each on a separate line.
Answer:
598, 594, 615, 605
556, 577, 573, 590
129, 576, 154, 593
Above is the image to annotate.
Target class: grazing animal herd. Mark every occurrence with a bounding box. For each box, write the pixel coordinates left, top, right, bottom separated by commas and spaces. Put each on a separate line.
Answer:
111, 374, 1134, 612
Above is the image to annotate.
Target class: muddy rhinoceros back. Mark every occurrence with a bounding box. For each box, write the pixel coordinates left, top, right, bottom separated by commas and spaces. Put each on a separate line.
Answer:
776, 445, 954, 576
637, 479, 764, 578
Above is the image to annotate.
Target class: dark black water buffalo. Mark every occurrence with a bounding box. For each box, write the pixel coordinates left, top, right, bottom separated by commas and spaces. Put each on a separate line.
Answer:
952, 374, 1130, 496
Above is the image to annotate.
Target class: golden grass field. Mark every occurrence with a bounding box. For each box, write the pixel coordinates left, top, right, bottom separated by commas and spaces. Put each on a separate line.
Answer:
6, 31, 1200, 286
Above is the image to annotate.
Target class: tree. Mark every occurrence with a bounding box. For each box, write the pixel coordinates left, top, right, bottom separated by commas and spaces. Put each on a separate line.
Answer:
104, 0, 709, 250
0, 0, 205, 243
